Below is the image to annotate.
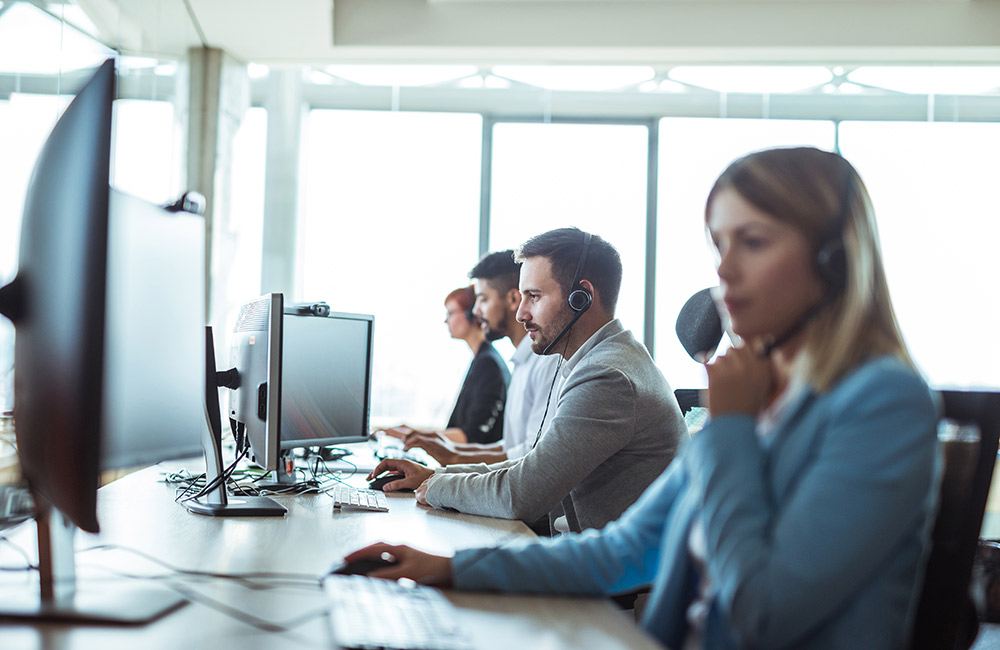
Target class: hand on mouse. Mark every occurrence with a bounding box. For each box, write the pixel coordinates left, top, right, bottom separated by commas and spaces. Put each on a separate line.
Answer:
367, 459, 434, 493
369, 472, 413, 492
342, 543, 453, 586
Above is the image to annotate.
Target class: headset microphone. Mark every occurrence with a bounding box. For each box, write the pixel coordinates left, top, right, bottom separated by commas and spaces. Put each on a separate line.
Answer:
759, 300, 826, 357
541, 309, 585, 356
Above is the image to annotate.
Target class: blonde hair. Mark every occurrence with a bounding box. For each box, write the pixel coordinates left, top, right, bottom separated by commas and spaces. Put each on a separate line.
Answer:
706, 147, 914, 392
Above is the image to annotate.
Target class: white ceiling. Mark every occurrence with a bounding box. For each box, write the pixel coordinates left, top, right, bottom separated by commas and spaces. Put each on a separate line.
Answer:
75, 0, 1000, 66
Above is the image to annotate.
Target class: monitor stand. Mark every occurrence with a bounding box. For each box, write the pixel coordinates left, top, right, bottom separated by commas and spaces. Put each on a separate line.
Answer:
0, 502, 186, 623
253, 451, 301, 491
185, 327, 285, 517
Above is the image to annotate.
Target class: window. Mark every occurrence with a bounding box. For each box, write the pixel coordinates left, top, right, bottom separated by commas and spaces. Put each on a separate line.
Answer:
112, 99, 182, 205
489, 121, 650, 341
216, 106, 268, 341
656, 117, 836, 389
300, 109, 483, 425
839, 121, 1000, 388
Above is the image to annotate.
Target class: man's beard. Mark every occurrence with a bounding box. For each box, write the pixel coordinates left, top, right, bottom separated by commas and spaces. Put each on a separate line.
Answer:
484, 325, 505, 342
482, 315, 507, 342
528, 310, 574, 356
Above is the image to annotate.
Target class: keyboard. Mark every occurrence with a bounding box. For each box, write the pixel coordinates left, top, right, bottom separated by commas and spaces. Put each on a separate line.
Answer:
324, 574, 473, 650
330, 484, 389, 512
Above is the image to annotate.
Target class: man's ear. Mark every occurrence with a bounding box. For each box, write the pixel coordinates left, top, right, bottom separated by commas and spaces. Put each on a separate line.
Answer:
578, 280, 597, 307
506, 288, 521, 310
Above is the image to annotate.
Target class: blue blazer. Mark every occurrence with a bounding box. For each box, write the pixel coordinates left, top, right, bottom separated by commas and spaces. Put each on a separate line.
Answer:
452, 356, 938, 649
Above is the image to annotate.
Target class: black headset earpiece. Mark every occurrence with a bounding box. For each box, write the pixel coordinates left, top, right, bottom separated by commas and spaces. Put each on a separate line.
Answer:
464, 286, 477, 324
815, 161, 853, 294
540, 231, 593, 356
567, 232, 593, 314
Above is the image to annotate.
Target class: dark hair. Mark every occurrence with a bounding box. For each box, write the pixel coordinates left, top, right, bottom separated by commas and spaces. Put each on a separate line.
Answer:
469, 250, 520, 294
515, 227, 622, 313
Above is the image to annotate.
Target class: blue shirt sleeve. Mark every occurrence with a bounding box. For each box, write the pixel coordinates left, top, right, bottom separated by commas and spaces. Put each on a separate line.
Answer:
451, 460, 688, 595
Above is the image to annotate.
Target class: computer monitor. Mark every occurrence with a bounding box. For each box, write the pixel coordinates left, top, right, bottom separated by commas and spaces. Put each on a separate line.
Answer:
280, 307, 373, 452
0, 59, 206, 622
226, 293, 284, 473
226, 299, 375, 486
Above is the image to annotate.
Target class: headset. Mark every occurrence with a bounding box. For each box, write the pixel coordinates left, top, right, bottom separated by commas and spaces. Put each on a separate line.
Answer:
814, 160, 854, 295
761, 160, 854, 356
463, 286, 477, 324
541, 231, 593, 355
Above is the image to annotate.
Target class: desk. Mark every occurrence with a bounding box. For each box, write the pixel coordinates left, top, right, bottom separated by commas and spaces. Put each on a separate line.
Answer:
0, 450, 662, 650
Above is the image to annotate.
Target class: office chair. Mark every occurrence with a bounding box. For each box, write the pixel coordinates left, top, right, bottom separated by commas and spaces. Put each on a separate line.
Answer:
674, 388, 701, 416
911, 390, 1000, 650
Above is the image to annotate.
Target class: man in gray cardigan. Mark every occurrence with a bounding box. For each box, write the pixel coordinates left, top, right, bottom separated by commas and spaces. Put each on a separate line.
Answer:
369, 228, 687, 534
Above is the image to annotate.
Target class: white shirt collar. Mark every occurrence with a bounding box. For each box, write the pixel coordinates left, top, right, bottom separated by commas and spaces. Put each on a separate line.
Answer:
510, 333, 534, 366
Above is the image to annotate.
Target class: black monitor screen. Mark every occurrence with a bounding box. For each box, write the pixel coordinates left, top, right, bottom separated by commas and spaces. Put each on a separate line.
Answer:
280, 311, 372, 448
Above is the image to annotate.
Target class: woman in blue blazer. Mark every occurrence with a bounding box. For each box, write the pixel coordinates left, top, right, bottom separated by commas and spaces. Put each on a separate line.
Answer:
345, 147, 939, 650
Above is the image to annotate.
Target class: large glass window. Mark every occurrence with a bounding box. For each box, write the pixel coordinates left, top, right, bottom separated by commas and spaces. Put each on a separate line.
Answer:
218, 106, 268, 337
655, 117, 836, 389
839, 121, 1000, 388
488, 122, 650, 340
0, 92, 67, 413
112, 99, 182, 205
300, 109, 483, 426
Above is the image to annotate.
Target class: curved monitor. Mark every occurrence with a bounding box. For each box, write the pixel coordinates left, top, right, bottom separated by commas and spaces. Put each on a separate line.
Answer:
0, 59, 204, 622
0, 60, 115, 533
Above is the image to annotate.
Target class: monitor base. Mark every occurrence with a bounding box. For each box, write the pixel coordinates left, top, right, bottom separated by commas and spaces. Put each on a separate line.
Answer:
185, 495, 286, 517
0, 579, 187, 624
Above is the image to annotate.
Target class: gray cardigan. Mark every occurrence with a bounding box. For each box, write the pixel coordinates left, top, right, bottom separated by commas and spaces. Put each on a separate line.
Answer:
424, 319, 688, 533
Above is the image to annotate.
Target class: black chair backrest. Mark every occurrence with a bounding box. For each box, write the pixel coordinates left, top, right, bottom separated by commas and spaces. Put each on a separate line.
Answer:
911, 390, 1000, 650
674, 388, 701, 416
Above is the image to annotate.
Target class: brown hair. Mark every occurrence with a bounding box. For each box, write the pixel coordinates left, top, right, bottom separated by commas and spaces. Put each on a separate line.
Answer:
706, 147, 915, 391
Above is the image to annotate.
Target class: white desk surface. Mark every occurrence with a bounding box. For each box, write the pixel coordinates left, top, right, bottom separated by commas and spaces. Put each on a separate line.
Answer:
0, 449, 662, 650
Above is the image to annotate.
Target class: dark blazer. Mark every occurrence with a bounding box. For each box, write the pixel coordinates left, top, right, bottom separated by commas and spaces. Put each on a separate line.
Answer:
447, 342, 510, 444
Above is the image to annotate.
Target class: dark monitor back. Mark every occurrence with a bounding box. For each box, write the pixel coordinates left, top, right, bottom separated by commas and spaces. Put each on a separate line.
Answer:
280, 311, 373, 448
0, 59, 205, 533
5, 60, 114, 533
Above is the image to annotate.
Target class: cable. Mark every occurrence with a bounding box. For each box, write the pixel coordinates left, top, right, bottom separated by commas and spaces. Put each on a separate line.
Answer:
77, 543, 330, 632
79, 544, 321, 588
0, 535, 36, 572
530, 337, 569, 450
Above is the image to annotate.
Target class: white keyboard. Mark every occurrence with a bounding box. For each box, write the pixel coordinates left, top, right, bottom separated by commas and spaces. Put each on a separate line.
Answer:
330, 485, 389, 512
324, 574, 473, 650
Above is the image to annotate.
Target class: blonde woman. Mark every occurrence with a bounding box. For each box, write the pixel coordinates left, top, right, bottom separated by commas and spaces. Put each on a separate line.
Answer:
345, 147, 938, 650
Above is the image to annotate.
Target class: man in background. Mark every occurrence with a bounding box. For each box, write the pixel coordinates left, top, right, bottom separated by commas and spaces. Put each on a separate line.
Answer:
401, 250, 561, 465
372, 228, 687, 535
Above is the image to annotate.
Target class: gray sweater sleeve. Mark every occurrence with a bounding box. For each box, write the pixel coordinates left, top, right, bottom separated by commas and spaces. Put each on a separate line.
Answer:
423, 361, 636, 522
436, 459, 519, 475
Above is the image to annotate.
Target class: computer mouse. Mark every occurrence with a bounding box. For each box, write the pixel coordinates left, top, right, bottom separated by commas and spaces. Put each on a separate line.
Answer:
368, 472, 414, 492
330, 556, 398, 576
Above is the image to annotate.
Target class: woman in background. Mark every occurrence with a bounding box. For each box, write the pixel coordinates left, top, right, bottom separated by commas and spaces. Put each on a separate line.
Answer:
385, 286, 509, 445
347, 147, 939, 649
